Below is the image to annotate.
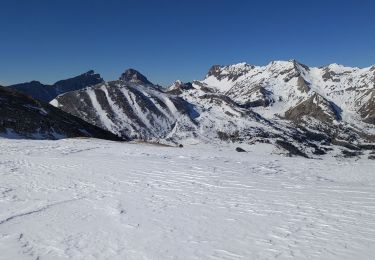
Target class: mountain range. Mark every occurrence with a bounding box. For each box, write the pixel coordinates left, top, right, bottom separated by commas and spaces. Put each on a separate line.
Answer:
2, 60, 374, 158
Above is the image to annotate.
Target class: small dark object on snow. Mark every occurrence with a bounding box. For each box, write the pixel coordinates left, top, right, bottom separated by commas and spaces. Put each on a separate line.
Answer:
179, 144, 183, 148
235, 147, 246, 152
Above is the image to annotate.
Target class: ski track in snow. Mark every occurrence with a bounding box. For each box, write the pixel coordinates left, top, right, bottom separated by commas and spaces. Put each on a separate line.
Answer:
0, 138, 374, 260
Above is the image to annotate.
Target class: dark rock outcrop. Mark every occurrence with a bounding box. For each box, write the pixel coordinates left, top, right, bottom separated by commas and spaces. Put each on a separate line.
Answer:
167, 81, 194, 95
0, 86, 123, 141
276, 140, 309, 158
359, 91, 375, 125
285, 93, 341, 123
235, 147, 246, 152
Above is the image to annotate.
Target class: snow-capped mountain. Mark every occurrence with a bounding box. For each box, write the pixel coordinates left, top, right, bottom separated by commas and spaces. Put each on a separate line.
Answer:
48, 61, 374, 157
51, 69, 199, 141
7, 70, 104, 102
201, 60, 375, 128
0, 86, 123, 140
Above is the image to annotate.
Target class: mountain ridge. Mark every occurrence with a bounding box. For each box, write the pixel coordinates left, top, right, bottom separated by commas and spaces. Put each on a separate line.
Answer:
49, 64, 375, 157
2, 61, 374, 157
7, 70, 104, 102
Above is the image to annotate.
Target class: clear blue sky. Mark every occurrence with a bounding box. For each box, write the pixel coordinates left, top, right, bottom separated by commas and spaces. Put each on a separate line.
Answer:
0, 0, 374, 86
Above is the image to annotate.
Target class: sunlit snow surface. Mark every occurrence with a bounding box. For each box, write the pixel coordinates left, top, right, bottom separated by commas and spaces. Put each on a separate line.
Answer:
0, 138, 374, 260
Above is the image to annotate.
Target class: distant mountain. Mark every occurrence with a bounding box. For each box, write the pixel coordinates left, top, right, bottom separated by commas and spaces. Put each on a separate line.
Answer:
7, 70, 104, 102
201, 61, 375, 128
45, 61, 375, 157
0, 86, 124, 141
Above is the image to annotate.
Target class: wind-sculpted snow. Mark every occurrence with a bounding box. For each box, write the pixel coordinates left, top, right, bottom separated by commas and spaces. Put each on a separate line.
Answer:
0, 139, 374, 259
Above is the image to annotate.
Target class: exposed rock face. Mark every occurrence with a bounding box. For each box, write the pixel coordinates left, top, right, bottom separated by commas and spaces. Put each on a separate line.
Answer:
284, 93, 341, 123
359, 91, 375, 124
0, 86, 124, 141
7, 70, 103, 102
167, 80, 194, 95
296, 76, 310, 93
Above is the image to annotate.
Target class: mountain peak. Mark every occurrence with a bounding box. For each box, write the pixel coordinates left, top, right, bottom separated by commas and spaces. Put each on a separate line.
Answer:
206, 62, 253, 81
83, 70, 95, 76
119, 69, 152, 85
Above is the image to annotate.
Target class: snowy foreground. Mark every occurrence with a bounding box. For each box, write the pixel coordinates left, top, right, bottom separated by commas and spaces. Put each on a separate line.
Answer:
0, 139, 374, 260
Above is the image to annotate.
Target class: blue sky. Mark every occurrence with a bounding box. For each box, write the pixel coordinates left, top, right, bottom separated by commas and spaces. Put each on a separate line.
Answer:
0, 0, 374, 86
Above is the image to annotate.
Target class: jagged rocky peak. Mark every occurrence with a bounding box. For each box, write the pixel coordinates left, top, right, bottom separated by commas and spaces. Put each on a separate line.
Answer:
206, 62, 254, 81
119, 69, 152, 85
265, 60, 310, 82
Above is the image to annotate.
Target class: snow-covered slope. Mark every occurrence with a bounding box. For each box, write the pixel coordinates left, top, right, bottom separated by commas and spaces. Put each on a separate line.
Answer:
0, 138, 374, 259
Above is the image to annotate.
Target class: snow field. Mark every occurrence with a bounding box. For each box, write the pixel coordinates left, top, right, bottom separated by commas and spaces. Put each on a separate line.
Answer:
0, 139, 374, 259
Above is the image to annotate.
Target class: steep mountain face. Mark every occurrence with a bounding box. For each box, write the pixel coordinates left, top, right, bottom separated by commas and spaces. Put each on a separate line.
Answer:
7, 70, 103, 102
51, 70, 199, 140
0, 86, 123, 141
